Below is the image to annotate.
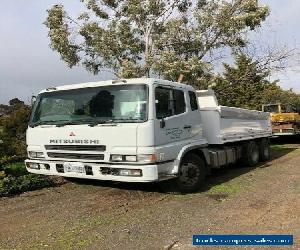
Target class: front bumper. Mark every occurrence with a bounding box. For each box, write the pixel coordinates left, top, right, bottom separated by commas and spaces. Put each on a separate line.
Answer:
25, 159, 175, 182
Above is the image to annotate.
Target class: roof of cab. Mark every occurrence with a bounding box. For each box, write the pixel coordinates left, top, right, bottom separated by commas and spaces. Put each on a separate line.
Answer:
38, 78, 195, 94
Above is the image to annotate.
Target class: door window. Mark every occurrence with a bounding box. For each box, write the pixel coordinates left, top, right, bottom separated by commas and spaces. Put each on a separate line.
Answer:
155, 87, 186, 118
189, 91, 199, 111
173, 89, 186, 115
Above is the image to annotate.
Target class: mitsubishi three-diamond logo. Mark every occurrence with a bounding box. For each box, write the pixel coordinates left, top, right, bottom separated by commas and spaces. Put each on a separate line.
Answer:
69, 132, 76, 137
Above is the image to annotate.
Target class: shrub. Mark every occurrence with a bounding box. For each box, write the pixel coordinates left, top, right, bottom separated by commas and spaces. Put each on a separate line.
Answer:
0, 162, 56, 197
4, 162, 28, 177
0, 101, 31, 157
0, 175, 54, 197
0, 156, 25, 171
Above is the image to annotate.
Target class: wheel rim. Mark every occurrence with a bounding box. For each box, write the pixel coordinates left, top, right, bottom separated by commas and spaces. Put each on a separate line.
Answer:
178, 162, 200, 187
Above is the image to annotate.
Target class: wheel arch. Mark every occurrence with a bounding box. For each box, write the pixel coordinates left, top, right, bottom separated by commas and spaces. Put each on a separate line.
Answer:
171, 143, 211, 175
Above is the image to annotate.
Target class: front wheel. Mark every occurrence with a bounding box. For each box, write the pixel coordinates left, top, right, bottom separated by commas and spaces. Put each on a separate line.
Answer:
175, 153, 207, 193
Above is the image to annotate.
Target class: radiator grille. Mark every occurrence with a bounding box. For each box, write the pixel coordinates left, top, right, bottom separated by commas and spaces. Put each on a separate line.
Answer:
47, 152, 104, 160
45, 145, 106, 151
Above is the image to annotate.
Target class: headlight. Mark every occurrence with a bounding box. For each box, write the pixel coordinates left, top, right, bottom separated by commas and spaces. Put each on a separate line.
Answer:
110, 154, 156, 163
110, 154, 123, 162
125, 155, 137, 162
28, 151, 45, 159
110, 155, 137, 162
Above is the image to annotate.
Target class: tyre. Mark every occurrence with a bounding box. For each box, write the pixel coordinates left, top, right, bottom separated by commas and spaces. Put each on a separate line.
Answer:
175, 153, 207, 193
241, 141, 259, 167
259, 138, 270, 161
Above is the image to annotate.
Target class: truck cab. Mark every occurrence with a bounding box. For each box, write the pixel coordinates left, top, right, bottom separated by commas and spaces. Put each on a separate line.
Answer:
26, 78, 271, 193
26, 78, 208, 191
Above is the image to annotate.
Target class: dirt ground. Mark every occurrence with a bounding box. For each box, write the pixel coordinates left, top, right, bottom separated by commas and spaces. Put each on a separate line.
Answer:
0, 141, 299, 250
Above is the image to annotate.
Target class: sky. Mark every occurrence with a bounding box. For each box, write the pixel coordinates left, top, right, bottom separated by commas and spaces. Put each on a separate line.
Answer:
0, 0, 300, 104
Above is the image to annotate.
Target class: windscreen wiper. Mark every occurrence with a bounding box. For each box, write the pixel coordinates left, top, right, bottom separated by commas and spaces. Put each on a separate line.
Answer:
29, 120, 65, 128
111, 118, 143, 122
55, 121, 86, 127
88, 120, 114, 127
88, 118, 143, 126
53, 119, 114, 127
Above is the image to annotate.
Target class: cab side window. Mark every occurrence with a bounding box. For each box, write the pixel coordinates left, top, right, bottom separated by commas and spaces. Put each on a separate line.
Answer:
173, 89, 185, 115
155, 87, 186, 118
155, 87, 172, 119
189, 91, 199, 111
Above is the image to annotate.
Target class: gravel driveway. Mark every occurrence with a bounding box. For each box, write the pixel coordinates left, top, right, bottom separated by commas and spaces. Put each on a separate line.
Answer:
0, 144, 299, 250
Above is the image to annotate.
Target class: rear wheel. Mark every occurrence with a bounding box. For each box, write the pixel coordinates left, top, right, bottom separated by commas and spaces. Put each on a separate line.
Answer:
259, 138, 270, 161
241, 141, 259, 167
175, 153, 207, 193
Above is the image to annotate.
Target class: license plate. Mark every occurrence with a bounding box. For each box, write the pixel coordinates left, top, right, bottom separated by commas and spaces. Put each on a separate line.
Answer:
63, 162, 85, 173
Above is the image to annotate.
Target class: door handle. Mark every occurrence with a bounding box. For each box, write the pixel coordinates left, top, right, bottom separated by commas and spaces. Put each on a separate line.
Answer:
183, 125, 191, 129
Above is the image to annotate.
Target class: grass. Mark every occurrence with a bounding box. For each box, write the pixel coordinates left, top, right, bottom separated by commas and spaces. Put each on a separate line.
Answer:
270, 144, 286, 150
30, 214, 120, 249
208, 180, 242, 195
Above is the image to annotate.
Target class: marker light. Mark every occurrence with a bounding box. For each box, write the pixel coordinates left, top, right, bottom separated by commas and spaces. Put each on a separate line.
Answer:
137, 154, 156, 163
119, 169, 142, 176
26, 162, 40, 170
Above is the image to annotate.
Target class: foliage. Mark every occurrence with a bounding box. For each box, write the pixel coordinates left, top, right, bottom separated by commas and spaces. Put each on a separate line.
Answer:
213, 53, 271, 110
213, 53, 300, 110
0, 155, 25, 167
0, 100, 31, 157
9, 98, 24, 106
262, 83, 300, 109
3, 162, 28, 177
0, 174, 54, 197
45, 0, 269, 87
0, 162, 55, 197
0, 99, 53, 197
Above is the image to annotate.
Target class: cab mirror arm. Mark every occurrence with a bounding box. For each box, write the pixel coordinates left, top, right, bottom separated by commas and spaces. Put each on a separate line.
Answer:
31, 96, 36, 106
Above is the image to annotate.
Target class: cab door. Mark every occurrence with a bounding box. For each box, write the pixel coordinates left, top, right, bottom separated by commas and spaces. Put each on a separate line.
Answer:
154, 85, 191, 161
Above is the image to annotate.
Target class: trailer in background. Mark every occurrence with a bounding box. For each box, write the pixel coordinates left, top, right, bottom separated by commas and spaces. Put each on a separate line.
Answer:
262, 103, 300, 136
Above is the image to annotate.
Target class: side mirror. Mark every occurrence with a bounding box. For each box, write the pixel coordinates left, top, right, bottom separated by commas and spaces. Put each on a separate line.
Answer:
160, 117, 166, 128
31, 96, 36, 106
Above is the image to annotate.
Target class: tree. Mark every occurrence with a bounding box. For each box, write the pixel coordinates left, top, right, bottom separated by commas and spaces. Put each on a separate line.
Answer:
9, 98, 24, 107
237, 42, 296, 75
213, 53, 300, 111
0, 99, 31, 157
213, 53, 277, 110
45, 0, 269, 87
262, 84, 300, 110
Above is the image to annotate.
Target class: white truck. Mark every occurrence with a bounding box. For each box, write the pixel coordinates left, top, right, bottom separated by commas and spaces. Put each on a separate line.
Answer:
25, 78, 272, 193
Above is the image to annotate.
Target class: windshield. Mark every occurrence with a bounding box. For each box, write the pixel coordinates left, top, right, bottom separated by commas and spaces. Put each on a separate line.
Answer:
263, 105, 280, 113
30, 84, 148, 126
